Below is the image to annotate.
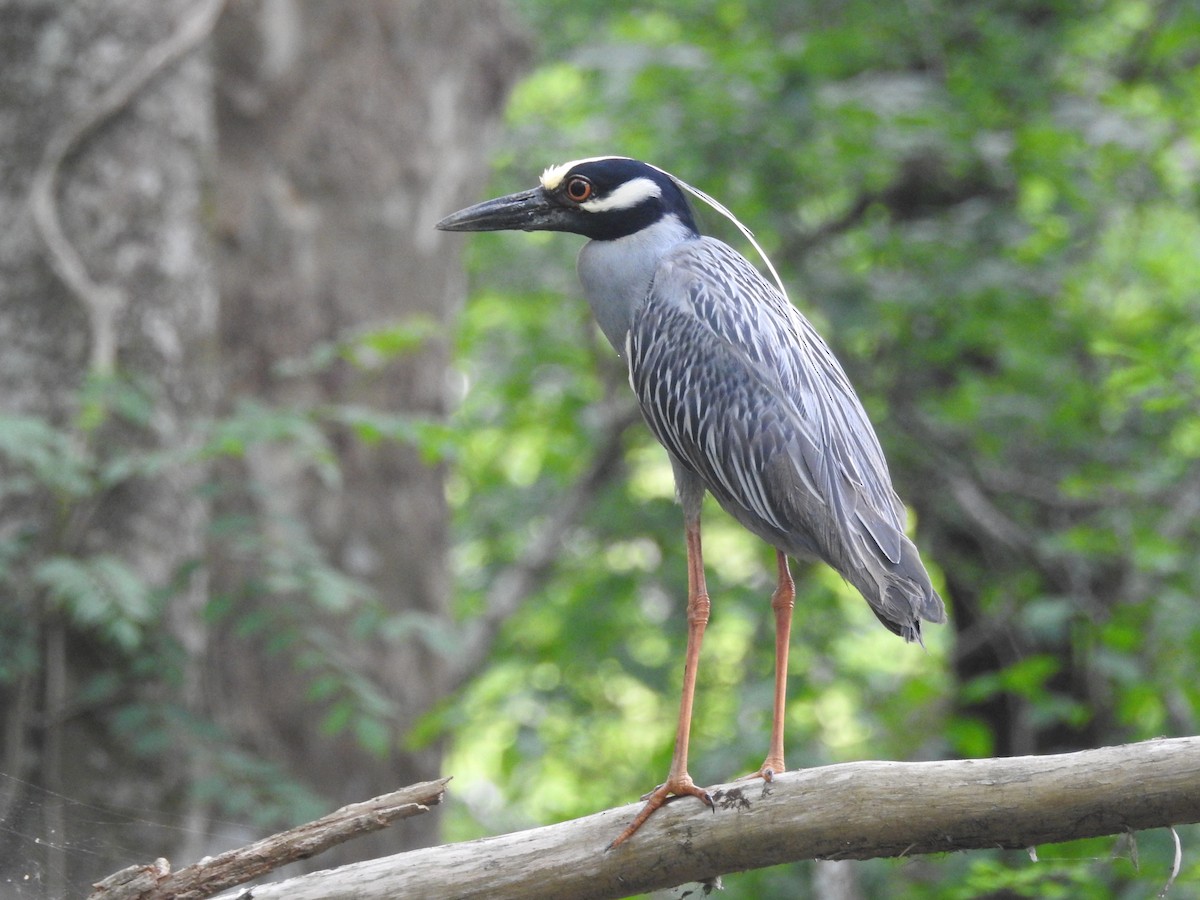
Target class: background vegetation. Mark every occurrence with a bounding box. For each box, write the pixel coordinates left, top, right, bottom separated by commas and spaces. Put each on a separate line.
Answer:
440, 0, 1200, 896
1, 1, 1198, 897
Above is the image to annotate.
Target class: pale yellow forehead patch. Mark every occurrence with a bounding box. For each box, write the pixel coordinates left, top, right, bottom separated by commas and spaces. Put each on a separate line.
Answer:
539, 156, 631, 190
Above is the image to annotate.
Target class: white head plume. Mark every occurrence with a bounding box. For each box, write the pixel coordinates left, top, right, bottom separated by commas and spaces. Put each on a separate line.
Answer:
646, 162, 790, 303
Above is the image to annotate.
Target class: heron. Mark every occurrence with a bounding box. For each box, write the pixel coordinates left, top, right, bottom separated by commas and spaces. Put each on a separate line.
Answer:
436, 156, 945, 848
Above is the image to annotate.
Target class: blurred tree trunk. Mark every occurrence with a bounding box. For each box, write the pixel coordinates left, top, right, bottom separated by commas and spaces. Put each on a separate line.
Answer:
206, 0, 527, 867
0, 0, 525, 892
0, 0, 221, 893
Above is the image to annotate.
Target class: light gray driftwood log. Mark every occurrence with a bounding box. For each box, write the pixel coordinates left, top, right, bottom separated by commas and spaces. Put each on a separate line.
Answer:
218, 736, 1200, 900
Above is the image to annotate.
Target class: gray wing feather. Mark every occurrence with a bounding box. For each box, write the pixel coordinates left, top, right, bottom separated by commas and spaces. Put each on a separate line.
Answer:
628, 237, 944, 637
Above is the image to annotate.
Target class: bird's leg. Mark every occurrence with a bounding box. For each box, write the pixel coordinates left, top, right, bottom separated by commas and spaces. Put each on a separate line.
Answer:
609, 516, 714, 849
748, 550, 794, 781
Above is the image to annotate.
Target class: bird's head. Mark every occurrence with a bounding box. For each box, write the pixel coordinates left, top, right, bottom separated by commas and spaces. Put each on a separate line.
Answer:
435, 156, 699, 241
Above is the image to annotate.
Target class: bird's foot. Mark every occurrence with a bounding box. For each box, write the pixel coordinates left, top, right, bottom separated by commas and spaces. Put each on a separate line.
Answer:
607, 772, 713, 850
737, 754, 786, 783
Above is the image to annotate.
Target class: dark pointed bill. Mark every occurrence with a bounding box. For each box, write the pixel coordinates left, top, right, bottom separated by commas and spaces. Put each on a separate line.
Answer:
435, 188, 571, 233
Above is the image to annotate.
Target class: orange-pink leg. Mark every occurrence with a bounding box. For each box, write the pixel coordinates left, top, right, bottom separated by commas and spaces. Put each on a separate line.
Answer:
749, 550, 794, 781
609, 518, 714, 849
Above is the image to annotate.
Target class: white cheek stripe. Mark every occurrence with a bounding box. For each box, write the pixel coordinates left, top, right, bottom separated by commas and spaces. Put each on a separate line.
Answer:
580, 177, 662, 213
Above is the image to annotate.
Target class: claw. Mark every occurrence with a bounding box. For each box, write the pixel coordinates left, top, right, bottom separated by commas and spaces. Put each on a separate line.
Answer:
639, 783, 666, 802
738, 754, 785, 782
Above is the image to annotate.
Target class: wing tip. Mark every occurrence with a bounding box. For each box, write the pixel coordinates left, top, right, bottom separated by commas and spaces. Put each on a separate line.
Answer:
886, 584, 947, 646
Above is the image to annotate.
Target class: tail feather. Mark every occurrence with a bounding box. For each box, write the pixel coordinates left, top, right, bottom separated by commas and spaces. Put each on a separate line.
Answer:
861, 533, 945, 643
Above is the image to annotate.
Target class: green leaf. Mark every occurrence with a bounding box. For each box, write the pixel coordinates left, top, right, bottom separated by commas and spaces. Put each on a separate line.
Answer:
34, 555, 153, 650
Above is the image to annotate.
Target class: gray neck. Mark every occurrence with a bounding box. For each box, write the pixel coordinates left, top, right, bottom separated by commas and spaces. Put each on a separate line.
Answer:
576, 214, 696, 357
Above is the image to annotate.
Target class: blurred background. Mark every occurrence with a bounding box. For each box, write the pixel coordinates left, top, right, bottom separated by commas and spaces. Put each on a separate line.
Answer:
1, 0, 1198, 897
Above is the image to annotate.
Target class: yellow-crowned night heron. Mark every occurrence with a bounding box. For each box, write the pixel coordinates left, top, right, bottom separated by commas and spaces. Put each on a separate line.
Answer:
437, 157, 946, 848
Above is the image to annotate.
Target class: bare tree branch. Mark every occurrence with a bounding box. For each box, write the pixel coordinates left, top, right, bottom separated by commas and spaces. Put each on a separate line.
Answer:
191, 737, 1197, 900
87, 778, 450, 900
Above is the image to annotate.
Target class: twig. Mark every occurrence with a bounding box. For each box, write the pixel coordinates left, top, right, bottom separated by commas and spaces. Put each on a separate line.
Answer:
87, 777, 451, 900
28, 0, 227, 375
781, 191, 878, 257
1159, 825, 1182, 898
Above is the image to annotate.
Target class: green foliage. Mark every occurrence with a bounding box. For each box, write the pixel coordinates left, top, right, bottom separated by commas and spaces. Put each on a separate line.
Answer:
0, 414, 91, 497
4, 2, 1196, 891
440, 0, 1200, 895
34, 555, 153, 650
0, 378, 166, 658
275, 317, 443, 379
0, 331, 451, 828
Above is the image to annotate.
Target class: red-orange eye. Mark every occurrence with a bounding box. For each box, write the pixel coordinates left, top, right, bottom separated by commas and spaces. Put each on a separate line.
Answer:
565, 176, 593, 202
